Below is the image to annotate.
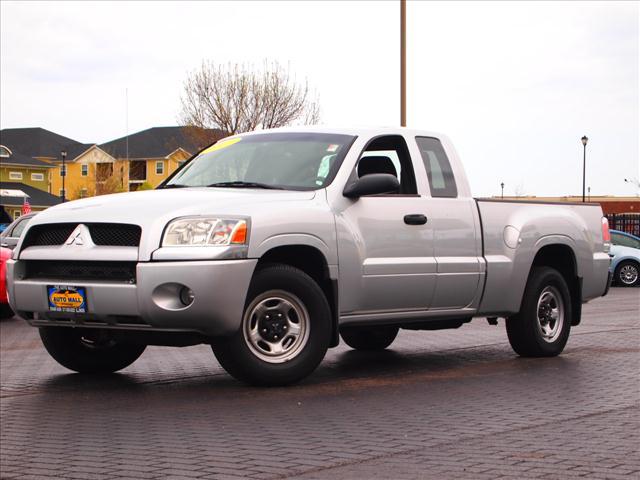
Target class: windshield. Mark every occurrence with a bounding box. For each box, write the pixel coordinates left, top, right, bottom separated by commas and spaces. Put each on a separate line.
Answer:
165, 132, 355, 190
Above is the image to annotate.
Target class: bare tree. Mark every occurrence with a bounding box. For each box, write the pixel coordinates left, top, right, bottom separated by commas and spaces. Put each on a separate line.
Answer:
69, 163, 125, 200
179, 61, 320, 135
180, 125, 226, 153
95, 163, 125, 196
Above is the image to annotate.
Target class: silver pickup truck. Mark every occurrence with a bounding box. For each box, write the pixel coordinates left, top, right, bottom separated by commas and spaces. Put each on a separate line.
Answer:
6, 127, 612, 386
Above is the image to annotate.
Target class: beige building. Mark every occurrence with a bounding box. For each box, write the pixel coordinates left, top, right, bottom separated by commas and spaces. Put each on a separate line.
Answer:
100, 126, 223, 191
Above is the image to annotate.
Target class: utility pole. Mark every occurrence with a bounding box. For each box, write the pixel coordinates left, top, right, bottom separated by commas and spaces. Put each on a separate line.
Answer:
581, 135, 588, 202
501, 182, 504, 199
400, 0, 406, 127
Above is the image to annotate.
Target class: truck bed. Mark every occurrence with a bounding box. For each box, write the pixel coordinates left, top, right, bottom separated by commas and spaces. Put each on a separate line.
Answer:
475, 198, 611, 316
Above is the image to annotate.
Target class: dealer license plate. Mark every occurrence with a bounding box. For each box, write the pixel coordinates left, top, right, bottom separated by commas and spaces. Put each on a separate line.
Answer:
47, 285, 87, 313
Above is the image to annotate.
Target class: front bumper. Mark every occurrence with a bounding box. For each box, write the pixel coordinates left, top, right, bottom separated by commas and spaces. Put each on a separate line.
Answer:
6, 259, 257, 336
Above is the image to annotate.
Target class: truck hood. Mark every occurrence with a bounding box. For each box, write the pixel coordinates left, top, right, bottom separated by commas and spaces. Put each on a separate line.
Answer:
29, 188, 317, 227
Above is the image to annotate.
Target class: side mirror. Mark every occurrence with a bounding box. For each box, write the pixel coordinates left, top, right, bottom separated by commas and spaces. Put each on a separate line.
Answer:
343, 173, 400, 198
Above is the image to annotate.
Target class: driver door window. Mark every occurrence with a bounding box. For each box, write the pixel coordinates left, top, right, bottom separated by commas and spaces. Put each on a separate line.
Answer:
356, 135, 417, 195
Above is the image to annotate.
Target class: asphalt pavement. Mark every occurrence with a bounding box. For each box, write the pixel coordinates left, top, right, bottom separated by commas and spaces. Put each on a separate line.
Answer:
1, 287, 638, 479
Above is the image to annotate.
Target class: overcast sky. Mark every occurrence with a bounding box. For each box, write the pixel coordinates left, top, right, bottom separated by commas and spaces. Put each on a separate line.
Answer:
1, 1, 638, 197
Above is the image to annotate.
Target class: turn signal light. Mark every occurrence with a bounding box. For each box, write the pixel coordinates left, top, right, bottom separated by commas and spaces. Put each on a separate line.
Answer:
230, 221, 248, 244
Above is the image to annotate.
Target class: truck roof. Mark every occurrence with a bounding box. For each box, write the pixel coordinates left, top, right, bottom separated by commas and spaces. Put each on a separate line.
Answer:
231, 125, 449, 140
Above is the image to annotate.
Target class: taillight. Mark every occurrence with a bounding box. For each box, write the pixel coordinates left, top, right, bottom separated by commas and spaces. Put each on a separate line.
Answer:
602, 217, 611, 252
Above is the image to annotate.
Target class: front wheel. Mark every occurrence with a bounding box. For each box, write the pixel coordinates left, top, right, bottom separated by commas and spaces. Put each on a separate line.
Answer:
615, 260, 639, 287
506, 267, 572, 357
212, 264, 332, 386
39, 327, 146, 373
340, 326, 399, 351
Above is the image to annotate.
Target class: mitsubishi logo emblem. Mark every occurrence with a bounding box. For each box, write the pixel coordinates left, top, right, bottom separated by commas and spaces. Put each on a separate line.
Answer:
65, 225, 90, 246
66, 231, 84, 246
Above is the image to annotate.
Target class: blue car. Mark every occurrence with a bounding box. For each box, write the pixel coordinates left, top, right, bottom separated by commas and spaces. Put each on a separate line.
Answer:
609, 230, 640, 287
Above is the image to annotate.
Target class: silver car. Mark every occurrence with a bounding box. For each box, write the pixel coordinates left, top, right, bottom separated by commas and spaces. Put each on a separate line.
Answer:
0, 212, 36, 250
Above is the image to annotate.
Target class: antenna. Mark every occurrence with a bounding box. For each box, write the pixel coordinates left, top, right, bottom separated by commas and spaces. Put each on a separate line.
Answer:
125, 88, 129, 162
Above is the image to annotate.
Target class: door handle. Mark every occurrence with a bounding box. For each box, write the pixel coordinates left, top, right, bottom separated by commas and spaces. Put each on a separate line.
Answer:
404, 214, 427, 225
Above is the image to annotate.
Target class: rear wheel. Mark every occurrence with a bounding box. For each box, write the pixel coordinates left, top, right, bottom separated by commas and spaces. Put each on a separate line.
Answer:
0, 303, 14, 320
213, 264, 332, 386
39, 327, 146, 373
615, 260, 639, 287
506, 267, 572, 357
340, 326, 399, 351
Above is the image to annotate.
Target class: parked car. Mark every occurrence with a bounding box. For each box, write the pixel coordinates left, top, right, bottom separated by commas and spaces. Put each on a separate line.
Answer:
1, 247, 14, 319
0, 212, 37, 250
609, 230, 640, 287
5, 127, 612, 386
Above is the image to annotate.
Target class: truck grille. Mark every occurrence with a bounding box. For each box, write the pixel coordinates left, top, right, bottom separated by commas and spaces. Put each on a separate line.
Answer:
86, 224, 141, 246
23, 224, 141, 248
24, 261, 137, 283
24, 224, 76, 246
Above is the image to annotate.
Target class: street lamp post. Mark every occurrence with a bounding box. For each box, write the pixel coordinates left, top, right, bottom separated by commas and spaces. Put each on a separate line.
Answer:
501, 182, 504, 199
60, 150, 67, 203
581, 136, 588, 203
588, 186, 591, 202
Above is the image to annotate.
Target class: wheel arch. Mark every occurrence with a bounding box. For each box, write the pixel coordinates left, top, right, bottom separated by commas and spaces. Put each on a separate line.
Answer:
255, 243, 339, 347
613, 255, 640, 269
529, 242, 582, 325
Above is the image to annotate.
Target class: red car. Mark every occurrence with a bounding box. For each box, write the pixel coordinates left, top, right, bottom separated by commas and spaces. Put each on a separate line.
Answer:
0, 247, 13, 319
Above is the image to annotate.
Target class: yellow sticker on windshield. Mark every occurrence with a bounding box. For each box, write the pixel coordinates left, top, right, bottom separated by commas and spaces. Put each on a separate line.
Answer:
201, 137, 242, 154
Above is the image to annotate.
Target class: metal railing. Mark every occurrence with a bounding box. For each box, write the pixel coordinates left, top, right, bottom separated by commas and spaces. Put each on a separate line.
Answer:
606, 213, 640, 237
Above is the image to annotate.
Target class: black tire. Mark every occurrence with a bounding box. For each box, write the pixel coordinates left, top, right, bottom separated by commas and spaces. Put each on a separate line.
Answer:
340, 326, 399, 351
506, 266, 572, 357
614, 260, 640, 287
0, 303, 14, 320
212, 264, 332, 387
39, 327, 146, 373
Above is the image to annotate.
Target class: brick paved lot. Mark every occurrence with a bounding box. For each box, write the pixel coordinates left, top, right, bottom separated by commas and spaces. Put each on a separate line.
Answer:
1, 288, 638, 479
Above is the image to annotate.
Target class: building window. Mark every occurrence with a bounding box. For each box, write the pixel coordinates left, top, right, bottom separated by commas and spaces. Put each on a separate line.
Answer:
156, 161, 164, 175
81, 164, 88, 176
9, 171, 23, 180
59, 188, 66, 198
80, 188, 88, 198
13, 210, 21, 219
31, 173, 45, 181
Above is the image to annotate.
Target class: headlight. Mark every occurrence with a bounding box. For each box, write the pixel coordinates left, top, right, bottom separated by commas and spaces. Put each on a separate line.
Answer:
162, 217, 248, 247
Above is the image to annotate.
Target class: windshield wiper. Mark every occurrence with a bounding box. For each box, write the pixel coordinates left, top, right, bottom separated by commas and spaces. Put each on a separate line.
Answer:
207, 181, 285, 190
159, 184, 189, 189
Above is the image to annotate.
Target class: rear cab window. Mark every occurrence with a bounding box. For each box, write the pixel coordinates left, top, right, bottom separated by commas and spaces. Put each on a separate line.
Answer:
415, 137, 457, 198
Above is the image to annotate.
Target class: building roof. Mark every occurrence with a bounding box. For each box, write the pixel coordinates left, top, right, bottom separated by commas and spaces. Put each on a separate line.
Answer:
0, 127, 85, 159
0, 150, 55, 168
0, 182, 62, 207
99, 126, 224, 159
65, 143, 96, 161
